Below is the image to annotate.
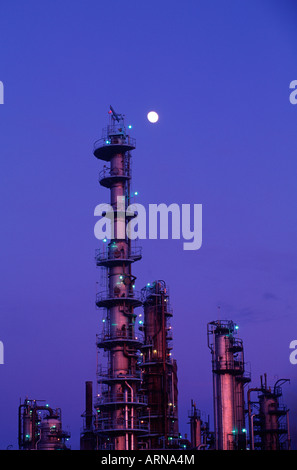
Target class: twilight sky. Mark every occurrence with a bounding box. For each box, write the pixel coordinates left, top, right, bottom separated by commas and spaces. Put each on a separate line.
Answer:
0, 0, 296, 450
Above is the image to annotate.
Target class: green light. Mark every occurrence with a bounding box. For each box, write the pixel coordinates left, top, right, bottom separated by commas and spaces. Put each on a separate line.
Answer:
242, 428, 247, 433
128, 125, 132, 129
134, 191, 138, 196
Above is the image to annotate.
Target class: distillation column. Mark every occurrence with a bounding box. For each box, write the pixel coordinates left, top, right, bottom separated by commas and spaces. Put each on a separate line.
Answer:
18, 399, 70, 450
93, 107, 146, 450
188, 400, 201, 449
247, 375, 291, 450
139, 280, 179, 449
207, 320, 250, 450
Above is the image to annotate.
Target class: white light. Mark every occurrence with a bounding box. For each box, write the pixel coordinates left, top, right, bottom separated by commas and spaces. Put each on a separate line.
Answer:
147, 111, 159, 123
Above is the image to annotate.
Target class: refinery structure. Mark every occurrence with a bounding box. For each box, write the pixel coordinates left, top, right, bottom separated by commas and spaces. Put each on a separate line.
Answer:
17, 108, 292, 451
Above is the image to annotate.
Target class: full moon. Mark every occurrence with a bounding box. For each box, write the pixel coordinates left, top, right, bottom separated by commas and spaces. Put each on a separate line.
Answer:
147, 111, 159, 123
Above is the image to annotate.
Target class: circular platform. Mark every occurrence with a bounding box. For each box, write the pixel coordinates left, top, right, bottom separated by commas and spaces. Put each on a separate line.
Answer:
96, 291, 142, 309
94, 138, 136, 161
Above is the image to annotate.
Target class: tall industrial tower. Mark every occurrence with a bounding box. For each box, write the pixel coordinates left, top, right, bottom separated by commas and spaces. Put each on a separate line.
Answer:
18, 399, 70, 450
247, 375, 291, 450
187, 400, 212, 450
139, 280, 179, 449
92, 107, 147, 450
207, 320, 251, 450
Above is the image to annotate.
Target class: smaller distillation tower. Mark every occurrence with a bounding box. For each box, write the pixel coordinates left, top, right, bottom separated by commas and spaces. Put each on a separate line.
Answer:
247, 374, 291, 450
207, 320, 251, 450
92, 106, 147, 450
18, 398, 70, 450
139, 280, 179, 449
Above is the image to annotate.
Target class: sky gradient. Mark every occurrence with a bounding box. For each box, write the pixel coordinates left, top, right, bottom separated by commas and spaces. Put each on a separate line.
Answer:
0, 0, 296, 449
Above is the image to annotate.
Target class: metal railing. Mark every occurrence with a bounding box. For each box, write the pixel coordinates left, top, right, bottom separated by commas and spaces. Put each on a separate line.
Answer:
253, 419, 288, 433
95, 393, 148, 406
95, 246, 142, 264
95, 417, 148, 432
94, 135, 136, 152
96, 330, 142, 344
140, 356, 175, 366
212, 359, 245, 373
96, 289, 142, 304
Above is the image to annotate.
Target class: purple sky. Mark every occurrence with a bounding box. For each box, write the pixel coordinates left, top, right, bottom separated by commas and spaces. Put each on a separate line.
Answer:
0, 0, 296, 450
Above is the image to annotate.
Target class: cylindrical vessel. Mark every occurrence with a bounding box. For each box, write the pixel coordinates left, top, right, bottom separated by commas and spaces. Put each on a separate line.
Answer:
259, 394, 279, 450
214, 332, 235, 450
22, 409, 33, 446
18, 400, 70, 450
208, 320, 250, 450
189, 401, 201, 449
93, 109, 145, 450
